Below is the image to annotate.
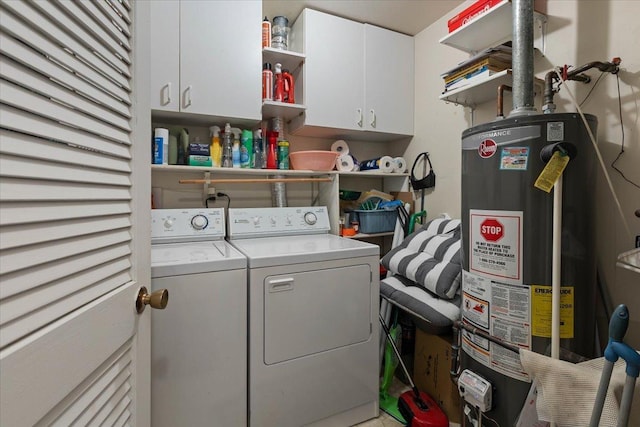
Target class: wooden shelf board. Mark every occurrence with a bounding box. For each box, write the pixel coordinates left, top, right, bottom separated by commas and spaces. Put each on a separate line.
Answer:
262, 47, 305, 71
439, 69, 543, 108
151, 164, 331, 177
439, 0, 546, 54
261, 100, 306, 120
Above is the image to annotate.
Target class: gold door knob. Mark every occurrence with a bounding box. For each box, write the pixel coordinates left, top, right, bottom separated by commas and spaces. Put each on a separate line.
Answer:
136, 286, 169, 313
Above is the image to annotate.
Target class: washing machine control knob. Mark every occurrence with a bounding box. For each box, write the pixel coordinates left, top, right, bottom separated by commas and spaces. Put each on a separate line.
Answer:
270, 216, 277, 225
253, 216, 261, 225
163, 219, 173, 229
304, 212, 317, 225
286, 215, 292, 225
191, 214, 208, 230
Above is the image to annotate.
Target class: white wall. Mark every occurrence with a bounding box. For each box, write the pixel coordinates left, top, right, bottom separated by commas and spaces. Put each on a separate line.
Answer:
411, 0, 640, 345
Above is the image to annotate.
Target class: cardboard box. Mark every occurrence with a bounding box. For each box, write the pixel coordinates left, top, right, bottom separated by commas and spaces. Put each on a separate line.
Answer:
447, 0, 503, 33
413, 329, 461, 423
390, 191, 413, 214
447, 0, 546, 33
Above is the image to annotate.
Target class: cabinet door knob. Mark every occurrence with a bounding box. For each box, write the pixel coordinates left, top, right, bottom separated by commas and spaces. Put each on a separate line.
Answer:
183, 85, 192, 109
162, 83, 172, 106
356, 108, 363, 127
369, 109, 376, 128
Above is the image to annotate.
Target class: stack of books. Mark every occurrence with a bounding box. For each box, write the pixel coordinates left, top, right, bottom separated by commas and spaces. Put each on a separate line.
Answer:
441, 44, 512, 93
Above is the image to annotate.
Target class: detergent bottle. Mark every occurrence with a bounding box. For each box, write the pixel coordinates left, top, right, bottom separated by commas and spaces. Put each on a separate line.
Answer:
273, 63, 285, 102
282, 69, 295, 104
230, 127, 241, 168
221, 123, 233, 168
240, 129, 253, 168
210, 125, 221, 167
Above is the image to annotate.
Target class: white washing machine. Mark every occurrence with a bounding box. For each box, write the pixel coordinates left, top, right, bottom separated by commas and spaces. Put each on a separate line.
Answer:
151, 208, 247, 427
228, 206, 380, 427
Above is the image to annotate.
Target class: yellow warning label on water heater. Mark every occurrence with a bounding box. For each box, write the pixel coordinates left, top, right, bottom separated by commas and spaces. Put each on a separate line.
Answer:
531, 285, 574, 338
534, 151, 570, 193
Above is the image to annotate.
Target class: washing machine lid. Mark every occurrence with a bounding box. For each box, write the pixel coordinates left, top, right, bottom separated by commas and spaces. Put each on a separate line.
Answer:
151, 241, 246, 277
230, 234, 379, 268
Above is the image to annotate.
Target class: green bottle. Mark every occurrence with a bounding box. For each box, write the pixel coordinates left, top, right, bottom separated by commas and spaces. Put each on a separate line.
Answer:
278, 140, 289, 170
240, 129, 253, 168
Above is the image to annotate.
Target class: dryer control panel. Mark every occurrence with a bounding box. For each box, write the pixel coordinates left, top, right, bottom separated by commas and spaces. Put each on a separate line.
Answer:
152, 208, 225, 243
229, 206, 330, 239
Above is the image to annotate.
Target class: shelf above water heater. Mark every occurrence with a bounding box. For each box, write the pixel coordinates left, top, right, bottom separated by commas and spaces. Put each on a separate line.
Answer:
439, 0, 547, 54
439, 69, 544, 109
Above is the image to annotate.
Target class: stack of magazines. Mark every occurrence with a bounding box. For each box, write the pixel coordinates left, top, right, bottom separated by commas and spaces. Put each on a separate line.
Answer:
441, 44, 512, 92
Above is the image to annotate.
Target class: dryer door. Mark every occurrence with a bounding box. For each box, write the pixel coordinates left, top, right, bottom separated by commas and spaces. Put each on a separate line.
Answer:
263, 264, 372, 365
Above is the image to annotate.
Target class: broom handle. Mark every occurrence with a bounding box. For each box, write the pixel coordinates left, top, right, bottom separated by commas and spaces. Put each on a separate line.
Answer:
378, 313, 418, 394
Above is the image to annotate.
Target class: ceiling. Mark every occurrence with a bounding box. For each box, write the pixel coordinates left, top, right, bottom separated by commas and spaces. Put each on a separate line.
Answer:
262, 0, 465, 36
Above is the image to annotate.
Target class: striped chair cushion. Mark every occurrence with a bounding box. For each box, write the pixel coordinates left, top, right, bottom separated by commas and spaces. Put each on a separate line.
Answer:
380, 275, 461, 334
381, 217, 462, 299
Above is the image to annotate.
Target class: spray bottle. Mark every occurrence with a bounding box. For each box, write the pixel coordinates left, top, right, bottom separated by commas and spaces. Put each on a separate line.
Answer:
253, 129, 264, 169
222, 123, 233, 168
230, 127, 241, 168
210, 125, 221, 167
240, 129, 253, 168
266, 131, 278, 169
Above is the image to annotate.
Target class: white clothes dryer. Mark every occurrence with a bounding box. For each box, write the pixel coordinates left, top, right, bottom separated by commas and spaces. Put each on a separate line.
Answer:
228, 206, 380, 427
151, 208, 247, 427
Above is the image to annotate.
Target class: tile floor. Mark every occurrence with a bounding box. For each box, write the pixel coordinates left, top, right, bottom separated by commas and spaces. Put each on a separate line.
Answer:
354, 378, 410, 427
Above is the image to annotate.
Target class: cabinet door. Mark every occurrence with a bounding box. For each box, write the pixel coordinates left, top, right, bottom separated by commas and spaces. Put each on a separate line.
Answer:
180, 0, 261, 120
364, 24, 414, 135
303, 9, 364, 131
150, 0, 180, 111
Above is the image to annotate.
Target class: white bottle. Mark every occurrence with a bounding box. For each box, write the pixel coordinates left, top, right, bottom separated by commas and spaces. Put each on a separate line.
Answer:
222, 123, 233, 168
153, 128, 169, 165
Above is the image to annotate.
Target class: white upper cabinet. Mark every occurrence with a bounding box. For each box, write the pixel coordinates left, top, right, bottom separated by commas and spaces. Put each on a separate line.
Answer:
150, 0, 180, 112
150, 0, 262, 122
289, 9, 414, 140
292, 9, 364, 133
364, 24, 414, 136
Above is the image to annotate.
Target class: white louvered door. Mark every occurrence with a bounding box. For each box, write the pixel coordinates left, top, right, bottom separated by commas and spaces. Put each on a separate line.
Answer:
0, 0, 151, 426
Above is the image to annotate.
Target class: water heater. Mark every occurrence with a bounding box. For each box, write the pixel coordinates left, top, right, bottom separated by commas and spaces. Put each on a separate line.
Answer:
460, 113, 598, 425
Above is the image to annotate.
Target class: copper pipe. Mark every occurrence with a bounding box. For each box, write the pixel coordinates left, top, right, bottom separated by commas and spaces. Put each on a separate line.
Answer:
497, 84, 512, 117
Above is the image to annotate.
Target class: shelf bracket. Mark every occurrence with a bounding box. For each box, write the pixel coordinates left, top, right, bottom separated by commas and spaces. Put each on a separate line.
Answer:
534, 13, 547, 56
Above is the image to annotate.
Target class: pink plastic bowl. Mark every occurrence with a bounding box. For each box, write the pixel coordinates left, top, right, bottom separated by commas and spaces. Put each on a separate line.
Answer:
289, 150, 339, 171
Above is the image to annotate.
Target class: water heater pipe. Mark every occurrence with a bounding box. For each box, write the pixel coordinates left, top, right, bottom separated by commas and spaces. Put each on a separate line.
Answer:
542, 59, 621, 113
551, 175, 563, 360
510, 0, 536, 116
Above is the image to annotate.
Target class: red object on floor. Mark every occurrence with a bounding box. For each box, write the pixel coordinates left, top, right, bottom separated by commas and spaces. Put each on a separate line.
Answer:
398, 390, 449, 427
379, 264, 388, 279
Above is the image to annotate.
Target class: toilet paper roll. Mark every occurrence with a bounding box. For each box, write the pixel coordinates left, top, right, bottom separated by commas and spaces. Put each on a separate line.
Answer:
336, 154, 355, 172
392, 157, 407, 173
359, 156, 395, 173
331, 140, 349, 156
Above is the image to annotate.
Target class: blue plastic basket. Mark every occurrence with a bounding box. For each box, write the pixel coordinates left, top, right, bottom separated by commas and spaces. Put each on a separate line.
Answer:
354, 209, 398, 234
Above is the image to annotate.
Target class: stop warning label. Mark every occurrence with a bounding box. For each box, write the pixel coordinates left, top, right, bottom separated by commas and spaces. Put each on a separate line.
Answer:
470, 210, 523, 283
